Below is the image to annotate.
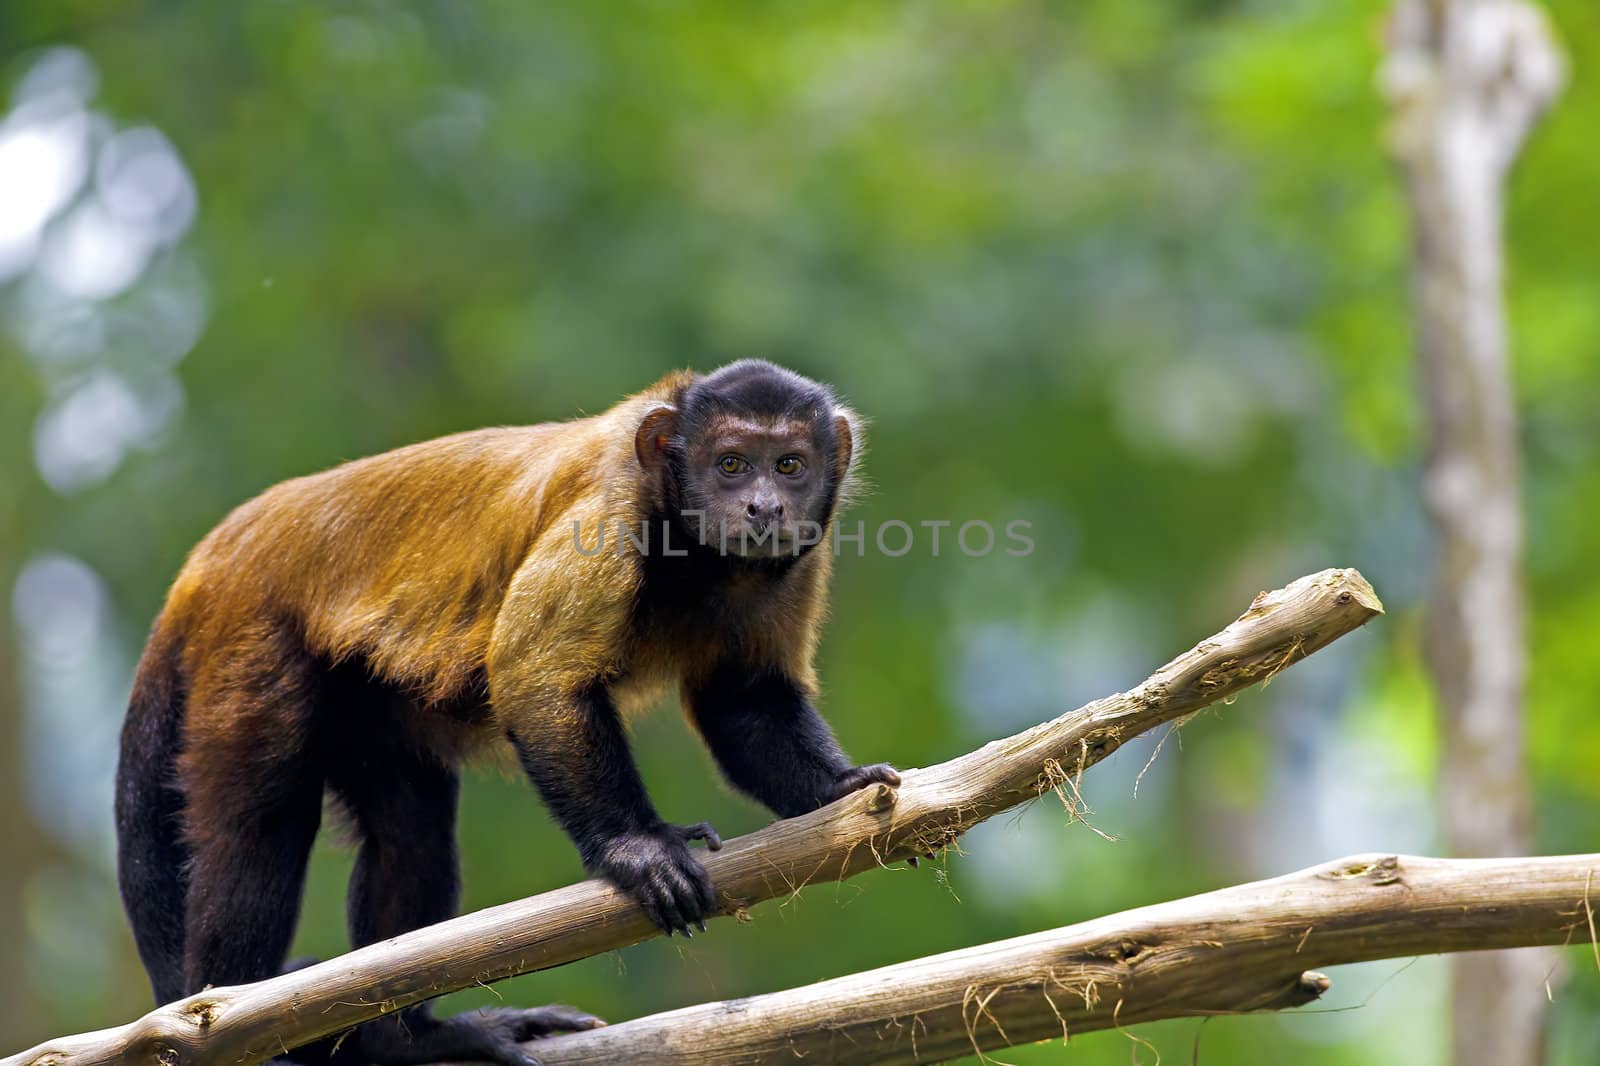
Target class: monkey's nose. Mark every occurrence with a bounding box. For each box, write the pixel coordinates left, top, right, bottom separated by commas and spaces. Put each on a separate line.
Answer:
746, 499, 784, 523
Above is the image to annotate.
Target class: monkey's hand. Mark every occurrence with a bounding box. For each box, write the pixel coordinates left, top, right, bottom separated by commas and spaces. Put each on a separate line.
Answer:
591, 821, 722, 937
825, 762, 901, 804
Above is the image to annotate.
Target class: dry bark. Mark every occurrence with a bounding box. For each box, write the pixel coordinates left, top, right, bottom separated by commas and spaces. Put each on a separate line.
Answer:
7, 567, 1382, 1066
518, 852, 1600, 1065
1382, 4, 1565, 1064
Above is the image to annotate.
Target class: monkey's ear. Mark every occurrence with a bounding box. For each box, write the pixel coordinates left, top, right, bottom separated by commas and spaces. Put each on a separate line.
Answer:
634, 404, 678, 472
833, 408, 863, 477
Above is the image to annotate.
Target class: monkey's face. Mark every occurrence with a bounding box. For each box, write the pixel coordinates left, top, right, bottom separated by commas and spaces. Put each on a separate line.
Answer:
679, 416, 833, 558
634, 361, 860, 560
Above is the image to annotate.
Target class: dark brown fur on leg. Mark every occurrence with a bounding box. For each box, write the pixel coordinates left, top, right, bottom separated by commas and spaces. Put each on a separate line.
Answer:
319, 668, 603, 1066
177, 622, 325, 994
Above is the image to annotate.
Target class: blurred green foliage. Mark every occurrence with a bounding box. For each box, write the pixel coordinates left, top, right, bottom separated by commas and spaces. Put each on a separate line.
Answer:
2, 1, 1597, 1062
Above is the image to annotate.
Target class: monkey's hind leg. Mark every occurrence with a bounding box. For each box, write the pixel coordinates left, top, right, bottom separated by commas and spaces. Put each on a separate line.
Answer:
179, 697, 328, 985
323, 696, 602, 1066
116, 627, 192, 1006
176, 633, 331, 1000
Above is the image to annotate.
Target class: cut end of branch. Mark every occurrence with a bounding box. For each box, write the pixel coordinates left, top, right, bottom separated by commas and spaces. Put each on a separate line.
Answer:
1247, 567, 1384, 623
1328, 568, 1384, 617
1293, 970, 1331, 1006
864, 782, 898, 814
1146, 568, 1384, 713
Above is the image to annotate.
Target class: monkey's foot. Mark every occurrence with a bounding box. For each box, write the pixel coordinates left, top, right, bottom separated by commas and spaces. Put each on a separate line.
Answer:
474, 1004, 607, 1041
358, 1004, 604, 1066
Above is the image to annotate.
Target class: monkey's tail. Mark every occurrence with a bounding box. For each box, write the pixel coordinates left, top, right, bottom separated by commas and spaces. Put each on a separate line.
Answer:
115, 619, 192, 1005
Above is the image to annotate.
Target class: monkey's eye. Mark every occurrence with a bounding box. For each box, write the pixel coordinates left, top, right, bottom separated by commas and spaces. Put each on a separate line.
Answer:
775, 456, 805, 476
717, 455, 749, 476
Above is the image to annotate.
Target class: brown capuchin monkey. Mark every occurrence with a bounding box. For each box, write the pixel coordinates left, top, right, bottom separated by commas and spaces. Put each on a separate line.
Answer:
115, 360, 900, 1065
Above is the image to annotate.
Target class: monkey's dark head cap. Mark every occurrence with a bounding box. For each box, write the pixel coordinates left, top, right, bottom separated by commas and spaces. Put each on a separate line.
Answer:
684, 360, 840, 423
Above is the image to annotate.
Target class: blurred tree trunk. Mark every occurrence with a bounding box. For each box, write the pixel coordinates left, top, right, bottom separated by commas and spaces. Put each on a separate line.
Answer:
0, 620, 38, 1046
0, 531, 47, 1047
1382, 3, 1564, 1065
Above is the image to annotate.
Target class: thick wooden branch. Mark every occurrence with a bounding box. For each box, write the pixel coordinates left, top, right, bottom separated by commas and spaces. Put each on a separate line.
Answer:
520, 852, 1600, 1065
7, 568, 1382, 1066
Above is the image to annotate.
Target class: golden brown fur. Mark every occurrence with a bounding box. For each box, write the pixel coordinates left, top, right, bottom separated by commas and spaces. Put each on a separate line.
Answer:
156, 367, 842, 775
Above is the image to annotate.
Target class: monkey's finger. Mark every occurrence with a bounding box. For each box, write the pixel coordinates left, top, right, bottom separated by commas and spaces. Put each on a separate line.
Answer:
670, 848, 715, 913
672, 867, 715, 932
681, 822, 722, 851
658, 905, 688, 937
671, 871, 710, 931
862, 763, 902, 788
636, 890, 672, 936
685, 861, 718, 918
650, 876, 692, 936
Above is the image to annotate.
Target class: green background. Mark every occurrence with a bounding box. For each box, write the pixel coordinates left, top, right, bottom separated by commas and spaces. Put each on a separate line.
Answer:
2, 2, 1598, 1062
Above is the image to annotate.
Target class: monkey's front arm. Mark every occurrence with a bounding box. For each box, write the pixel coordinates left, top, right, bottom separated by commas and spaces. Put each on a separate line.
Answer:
505, 683, 723, 936
489, 538, 724, 936
685, 663, 901, 818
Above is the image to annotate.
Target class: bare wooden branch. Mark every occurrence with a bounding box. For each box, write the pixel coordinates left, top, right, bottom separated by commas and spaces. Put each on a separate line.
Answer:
7, 568, 1382, 1066
1382, 4, 1565, 1063
518, 852, 1600, 1065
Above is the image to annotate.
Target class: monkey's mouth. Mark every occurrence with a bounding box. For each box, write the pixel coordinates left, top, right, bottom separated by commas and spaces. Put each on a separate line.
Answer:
723, 519, 798, 557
